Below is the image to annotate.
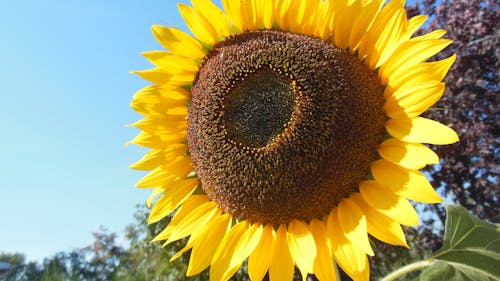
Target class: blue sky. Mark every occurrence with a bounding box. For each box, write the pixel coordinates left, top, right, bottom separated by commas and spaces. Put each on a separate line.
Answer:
0, 0, 203, 261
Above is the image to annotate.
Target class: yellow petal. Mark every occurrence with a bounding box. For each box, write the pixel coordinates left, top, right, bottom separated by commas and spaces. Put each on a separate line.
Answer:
141, 51, 199, 73
127, 131, 163, 148
210, 221, 263, 281
333, 0, 362, 49
285, 0, 305, 32
269, 224, 295, 281
132, 84, 188, 105
403, 15, 428, 40
129, 116, 186, 132
359, 180, 419, 226
130, 85, 189, 116
128, 128, 185, 149
248, 224, 275, 281
371, 159, 443, 203
170, 212, 228, 262
301, 0, 322, 36
415, 29, 448, 40
378, 138, 439, 169
221, 0, 243, 31
164, 201, 219, 246
261, 0, 274, 29
191, 0, 230, 39
387, 54, 456, 92
151, 25, 205, 59
372, 6, 408, 68
380, 39, 453, 83
313, 0, 331, 40
385, 81, 445, 119
130, 149, 165, 171
157, 131, 187, 145
241, 0, 257, 30
252, 0, 264, 28
153, 195, 208, 242
135, 156, 192, 188
146, 187, 163, 208
287, 220, 317, 280
132, 68, 196, 86
350, 193, 409, 247
275, 0, 292, 30
337, 199, 374, 256
187, 213, 232, 276
327, 209, 370, 281
170, 236, 195, 262
132, 68, 172, 84
148, 178, 199, 223
386, 117, 459, 144
166, 72, 197, 86
310, 219, 338, 281
178, 3, 217, 45
133, 145, 187, 171
360, 1, 408, 68
349, 0, 383, 52
129, 117, 187, 137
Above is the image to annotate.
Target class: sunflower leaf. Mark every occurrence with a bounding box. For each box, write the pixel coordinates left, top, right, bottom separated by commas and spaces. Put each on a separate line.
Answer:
419, 205, 500, 281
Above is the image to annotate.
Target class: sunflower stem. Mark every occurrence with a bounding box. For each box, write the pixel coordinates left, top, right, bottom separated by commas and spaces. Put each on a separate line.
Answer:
380, 259, 436, 281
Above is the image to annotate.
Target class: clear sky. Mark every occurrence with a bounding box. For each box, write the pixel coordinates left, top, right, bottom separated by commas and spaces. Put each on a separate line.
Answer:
0, 0, 205, 261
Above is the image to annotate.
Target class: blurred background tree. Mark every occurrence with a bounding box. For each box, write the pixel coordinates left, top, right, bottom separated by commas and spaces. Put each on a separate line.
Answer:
1, 0, 497, 280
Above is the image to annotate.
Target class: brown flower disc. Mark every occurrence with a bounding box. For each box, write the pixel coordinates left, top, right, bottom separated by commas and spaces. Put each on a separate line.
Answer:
187, 30, 386, 224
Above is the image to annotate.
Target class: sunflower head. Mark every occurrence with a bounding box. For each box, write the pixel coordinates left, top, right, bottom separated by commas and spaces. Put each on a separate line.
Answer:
130, 0, 458, 280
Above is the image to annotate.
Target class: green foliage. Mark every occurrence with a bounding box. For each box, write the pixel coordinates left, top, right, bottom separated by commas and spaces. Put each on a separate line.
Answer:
0, 205, 251, 281
0, 253, 39, 281
419, 205, 500, 281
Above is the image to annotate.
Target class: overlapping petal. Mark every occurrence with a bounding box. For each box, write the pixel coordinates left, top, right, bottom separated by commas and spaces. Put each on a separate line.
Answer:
186, 214, 232, 275
248, 225, 275, 281
328, 209, 370, 281
269, 224, 295, 281
310, 219, 338, 281
359, 180, 419, 226
351, 193, 409, 247
378, 138, 439, 169
210, 221, 263, 281
371, 159, 443, 203
287, 220, 317, 280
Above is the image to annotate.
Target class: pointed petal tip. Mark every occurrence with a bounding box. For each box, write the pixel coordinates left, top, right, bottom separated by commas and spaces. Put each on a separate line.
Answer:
129, 163, 143, 170
448, 53, 457, 64
338, 199, 375, 256
450, 131, 460, 143
151, 24, 163, 33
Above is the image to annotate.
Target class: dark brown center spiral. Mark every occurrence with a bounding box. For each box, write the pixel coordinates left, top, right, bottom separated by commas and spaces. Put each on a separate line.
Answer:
187, 30, 386, 224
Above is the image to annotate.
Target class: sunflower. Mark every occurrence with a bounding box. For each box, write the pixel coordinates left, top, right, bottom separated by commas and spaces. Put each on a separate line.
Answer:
129, 0, 458, 280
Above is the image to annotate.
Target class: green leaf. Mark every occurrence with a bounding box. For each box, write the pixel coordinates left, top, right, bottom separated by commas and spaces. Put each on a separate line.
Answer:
420, 205, 500, 281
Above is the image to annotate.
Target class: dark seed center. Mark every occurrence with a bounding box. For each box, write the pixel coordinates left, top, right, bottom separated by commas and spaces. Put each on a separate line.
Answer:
188, 30, 386, 224
225, 70, 296, 148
